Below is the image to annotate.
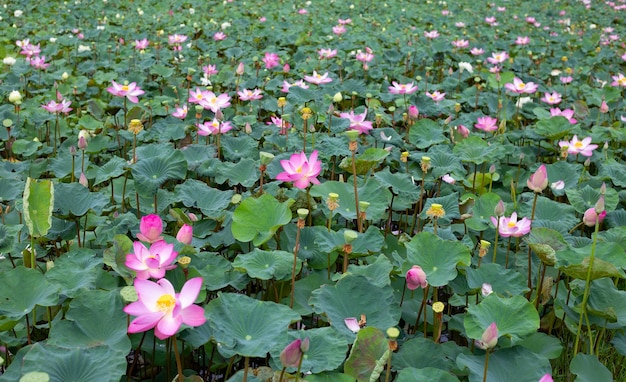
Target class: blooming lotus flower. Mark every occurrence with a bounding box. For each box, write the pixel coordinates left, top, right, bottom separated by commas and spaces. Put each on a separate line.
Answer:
515, 36, 530, 45
426, 90, 446, 103
424, 30, 440, 39
262, 52, 280, 69
504, 77, 539, 94
202, 64, 218, 76
476, 322, 498, 350
332, 25, 346, 35
124, 277, 206, 340
490, 212, 531, 237
560, 76, 573, 84
172, 105, 188, 119
237, 88, 263, 101
188, 88, 210, 104
338, 18, 352, 24
452, 39, 469, 48
611, 73, 626, 87
356, 50, 374, 64
558, 135, 597, 157
276, 150, 322, 189
487, 51, 509, 64
550, 108, 577, 124
41, 99, 72, 114
339, 109, 373, 134
20, 43, 41, 57
29, 55, 50, 70
168, 34, 188, 45
267, 116, 291, 134
135, 38, 149, 50
406, 265, 428, 290
474, 116, 498, 132
304, 71, 332, 85
470, 47, 484, 56
541, 91, 562, 105
388, 81, 418, 95
125, 240, 177, 280
280, 338, 309, 368
197, 119, 233, 136
318, 48, 337, 59
106, 80, 145, 103
281, 79, 309, 93
198, 91, 231, 113
176, 224, 193, 245
527, 164, 548, 193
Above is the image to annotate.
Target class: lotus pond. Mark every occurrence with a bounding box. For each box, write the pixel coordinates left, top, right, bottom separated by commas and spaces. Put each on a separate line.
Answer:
0, 0, 626, 381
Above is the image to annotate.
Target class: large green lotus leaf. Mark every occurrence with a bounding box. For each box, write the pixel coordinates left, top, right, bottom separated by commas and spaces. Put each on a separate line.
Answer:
519, 195, 578, 231
465, 263, 528, 297
611, 331, 626, 356
286, 271, 334, 316
45, 248, 105, 297
0, 178, 25, 202
0, 267, 59, 320
586, 278, 626, 325
596, 226, 626, 250
269, 327, 348, 373
0, 223, 22, 253
220, 135, 259, 161
280, 225, 328, 268
545, 161, 582, 194
12, 139, 41, 156
452, 136, 504, 165
394, 337, 469, 372
408, 118, 447, 149
570, 354, 613, 382
464, 294, 539, 345
534, 115, 574, 140
305, 372, 356, 382
232, 248, 301, 281
175, 179, 233, 219
339, 148, 390, 175
309, 275, 400, 340
188, 253, 248, 291
565, 185, 619, 214
456, 346, 551, 382
421, 193, 461, 220
286, 85, 317, 104
556, 242, 626, 280
314, 226, 384, 257
404, 232, 472, 287
231, 193, 294, 246
373, 167, 420, 200
180, 144, 217, 171
225, 370, 262, 382
395, 367, 460, 382
606, 210, 626, 229
343, 327, 389, 382
517, 332, 563, 360
102, 234, 135, 285
598, 159, 626, 187
47, 289, 130, 352
214, 158, 260, 187
426, 146, 465, 179
92, 156, 127, 186
131, 150, 187, 195
2, 343, 126, 382
527, 227, 568, 266
206, 293, 300, 358
54, 182, 108, 217
347, 254, 393, 288
310, 180, 392, 222
464, 192, 501, 232
23, 178, 54, 237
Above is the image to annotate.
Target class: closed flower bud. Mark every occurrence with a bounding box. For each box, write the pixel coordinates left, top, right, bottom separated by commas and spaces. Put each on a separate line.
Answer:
176, 224, 193, 245
406, 265, 428, 290
476, 322, 498, 350
527, 164, 548, 193
236, 62, 244, 75
8, 90, 22, 105
333, 92, 343, 103
280, 338, 304, 368
494, 200, 506, 217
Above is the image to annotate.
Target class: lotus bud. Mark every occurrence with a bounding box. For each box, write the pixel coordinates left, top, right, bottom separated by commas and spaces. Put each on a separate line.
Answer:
79, 172, 89, 187
599, 182, 606, 195
456, 124, 470, 138
527, 164, 548, 193
482, 283, 493, 296
594, 195, 605, 214
283, 63, 290, 73
333, 92, 343, 103
406, 265, 428, 290
176, 224, 193, 245
9, 90, 22, 105
244, 122, 252, 134
476, 322, 498, 350
538, 374, 554, 382
600, 100, 609, 113
408, 105, 419, 119
280, 338, 304, 368
236, 62, 244, 75
136, 214, 164, 243
582, 208, 605, 227
494, 200, 506, 217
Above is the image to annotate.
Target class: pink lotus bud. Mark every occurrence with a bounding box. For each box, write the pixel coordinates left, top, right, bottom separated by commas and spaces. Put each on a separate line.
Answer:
582, 207, 606, 227
176, 224, 193, 245
456, 124, 470, 138
245, 122, 252, 134
408, 105, 419, 119
406, 265, 428, 290
538, 374, 554, 382
187, 213, 198, 222
600, 182, 606, 195
527, 164, 548, 193
476, 322, 498, 350
236, 62, 244, 75
215, 109, 224, 120
442, 174, 456, 184
283, 63, 290, 73
136, 214, 164, 243
494, 200, 506, 217
481, 283, 493, 296
600, 100, 609, 113
79, 172, 89, 187
78, 136, 88, 150
280, 338, 304, 367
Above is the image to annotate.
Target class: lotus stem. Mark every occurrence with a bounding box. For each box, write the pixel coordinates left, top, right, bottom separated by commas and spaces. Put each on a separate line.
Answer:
526, 192, 539, 300
482, 349, 490, 382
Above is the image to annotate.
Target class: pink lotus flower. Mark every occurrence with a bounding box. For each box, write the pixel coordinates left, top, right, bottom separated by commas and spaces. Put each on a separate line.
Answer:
470, 47, 484, 56
527, 164, 548, 193
541, 92, 562, 105
202, 65, 218, 76
189, 88, 209, 104
198, 92, 231, 113
582, 207, 606, 227
476, 322, 499, 350
485, 16, 498, 26
135, 39, 149, 50
137, 214, 164, 243
515, 36, 530, 45
426, 90, 446, 103
538, 374, 554, 382
550, 108, 577, 124
280, 338, 309, 368
474, 116, 498, 132
281, 79, 309, 93
298, 8, 308, 14
424, 30, 440, 39
338, 18, 352, 24
267, 116, 291, 134
452, 39, 469, 48
560, 76, 573, 84
172, 105, 188, 119
490, 212, 531, 237
176, 224, 193, 245
276, 150, 322, 189
442, 174, 456, 184
600, 100, 609, 113
344, 317, 361, 333
332, 25, 346, 35
213, 32, 226, 41
408, 105, 419, 119
455, 124, 470, 137
558, 135, 597, 157
262, 52, 280, 69
124, 277, 206, 340
388, 81, 418, 95
487, 51, 509, 64
356, 50, 374, 63
168, 34, 188, 45
612, 73, 626, 87
20, 42, 41, 57
340, 109, 373, 134
304, 71, 332, 85
106, 80, 145, 103
237, 88, 263, 101
41, 99, 72, 114
197, 119, 233, 136
29, 55, 49, 70
406, 265, 428, 290
318, 48, 337, 59
125, 240, 177, 280
504, 77, 539, 94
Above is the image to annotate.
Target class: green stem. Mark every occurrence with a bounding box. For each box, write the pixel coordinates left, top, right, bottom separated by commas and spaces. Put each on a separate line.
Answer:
482, 350, 490, 382
243, 356, 249, 382
492, 220, 500, 264
526, 193, 539, 300
290, 221, 302, 309
172, 337, 184, 382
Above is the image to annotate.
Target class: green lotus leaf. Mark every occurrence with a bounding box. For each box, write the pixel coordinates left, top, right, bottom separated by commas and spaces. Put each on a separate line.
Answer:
280, 225, 328, 267
131, 149, 187, 195
404, 232, 472, 287
305, 372, 357, 382
205, 292, 301, 358
453, 136, 504, 165
0, 178, 25, 202
12, 139, 42, 157
180, 144, 217, 171
373, 167, 421, 205
464, 192, 501, 232
516, 332, 563, 360
54, 182, 108, 217
175, 179, 233, 219
85, 135, 111, 154
232, 248, 301, 281
0, 267, 59, 320
426, 146, 465, 179
343, 327, 389, 382
545, 161, 582, 193
220, 135, 259, 161
214, 158, 260, 187
596, 226, 626, 250
566, 185, 619, 214
188, 252, 248, 291
519, 195, 578, 232
456, 346, 551, 382
93, 156, 127, 186
527, 227, 568, 266
310, 275, 400, 340
465, 263, 528, 297
611, 331, 626, 356
0, 223, 22, 253
556, 242, 626, 280
226, 370, 262, 382
598, 159, 626, 187
285, 271, 333, 316
46, 248, 106, 297
395, 367, 460, 382
310, 180, 392, 222
570, 354, 612, 382
231, 193, 294, 246
339, 148, 390, 175
269, 327, 348, 373
393, 337, 469, 373
408, 119, 447, 149
586, 278, 626, 325
102, 234, 135, 285
606, 210, 626, 229
23, 177, 54, 237
347, 254, 393, 288
464, 294, 540, 345
534, 115, 574, 140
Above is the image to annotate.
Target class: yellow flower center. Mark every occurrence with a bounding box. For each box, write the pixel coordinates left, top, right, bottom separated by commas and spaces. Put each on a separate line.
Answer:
122, 85, 129, 91
518, 82, 526, 89
619, 78, 626, 86
210, 97, 217, 104
156, 294, 176, 313
574, 141, 583, 148
507, 221, 516, 228
296, 166, 302, 173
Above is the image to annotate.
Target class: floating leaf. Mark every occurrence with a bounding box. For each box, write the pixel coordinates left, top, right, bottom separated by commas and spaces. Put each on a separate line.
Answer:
556, 242, 626, 280
570, 354, 612, 382
565, 185, 619, 214
421, 193, 461, 220
310, 180, 392, 222
456, 346, 551, 382
232, 248, 301, 281
464, 192, 501, 232
339, 148, 390, 175
586, 278, 626, 325
465, 263, 528, 297
23, 177, 54, 237
394, 337, 468, 373
347, 254, 393, 288
93, 156, 127, 186
343, 327, 389, 382
408, 119, 447, 149
527, 227, 568, 266
598, 159, 626, 187
517, 332, 563, 360
395, 367, 461, 382
175, 179, 233, 219
131, 150, 187, 195
46, 249, 106, 297
0, 267, 59, 320
534, 116, 574, 140
54, 183, 108, 217
231, 193, 294, 246
453, 136, 504, 165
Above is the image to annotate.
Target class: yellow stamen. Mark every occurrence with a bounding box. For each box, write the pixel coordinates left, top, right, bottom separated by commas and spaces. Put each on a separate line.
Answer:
156, 294, 176, 313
